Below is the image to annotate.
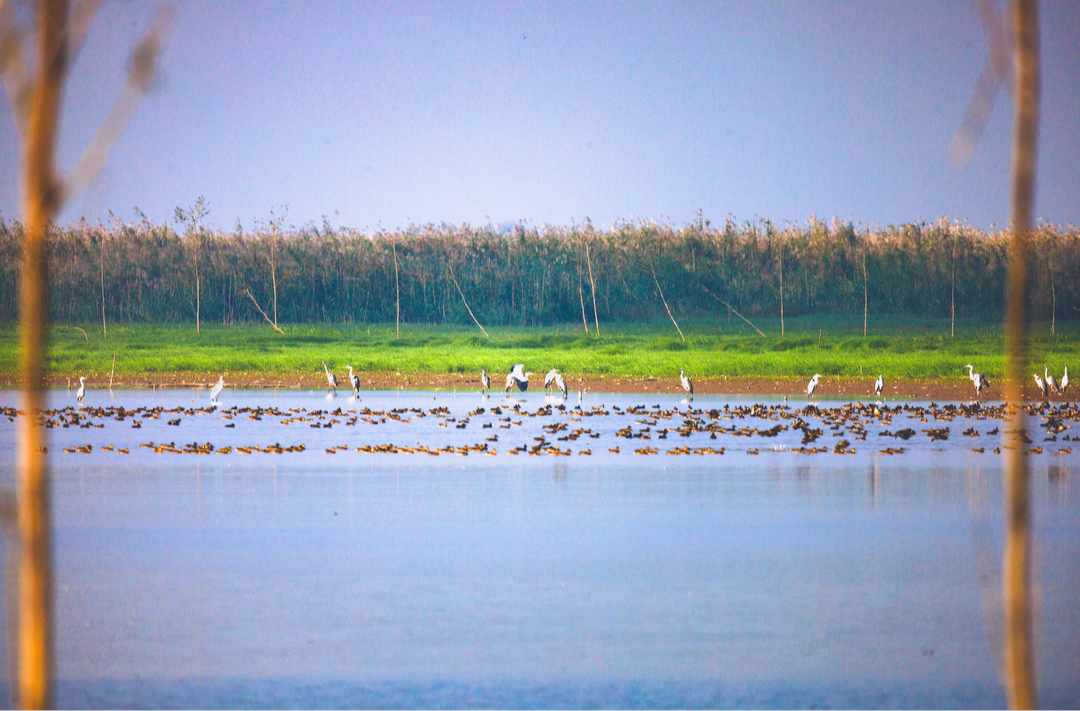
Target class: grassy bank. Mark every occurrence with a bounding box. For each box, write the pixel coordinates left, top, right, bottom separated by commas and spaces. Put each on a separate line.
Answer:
0, 317, 1076, 383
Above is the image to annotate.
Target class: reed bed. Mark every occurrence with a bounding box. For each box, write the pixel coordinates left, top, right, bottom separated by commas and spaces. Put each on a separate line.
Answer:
0, 216, 1077, 329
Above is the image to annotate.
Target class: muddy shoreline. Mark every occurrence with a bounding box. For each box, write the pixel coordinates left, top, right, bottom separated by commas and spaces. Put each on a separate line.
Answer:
2, 370, 1062, 402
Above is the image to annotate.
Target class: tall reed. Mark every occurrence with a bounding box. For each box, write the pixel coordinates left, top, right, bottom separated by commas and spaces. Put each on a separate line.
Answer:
0, 215, 1075, 328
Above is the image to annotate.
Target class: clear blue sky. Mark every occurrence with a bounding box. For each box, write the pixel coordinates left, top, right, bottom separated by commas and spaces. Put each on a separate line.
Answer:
1, 0, 1077, 232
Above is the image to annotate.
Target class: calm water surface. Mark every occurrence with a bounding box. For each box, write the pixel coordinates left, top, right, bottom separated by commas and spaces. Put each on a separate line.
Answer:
0, 387, 1077, 708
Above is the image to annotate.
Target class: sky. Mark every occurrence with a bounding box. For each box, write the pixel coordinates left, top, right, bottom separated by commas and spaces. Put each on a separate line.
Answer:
0, 0, 1077, 233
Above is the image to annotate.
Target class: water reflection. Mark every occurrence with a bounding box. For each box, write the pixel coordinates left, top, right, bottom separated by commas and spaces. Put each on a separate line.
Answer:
0, 390, 1076, 708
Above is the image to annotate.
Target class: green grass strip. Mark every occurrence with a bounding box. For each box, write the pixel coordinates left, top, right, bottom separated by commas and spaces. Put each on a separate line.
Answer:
0, 317, 1076, 381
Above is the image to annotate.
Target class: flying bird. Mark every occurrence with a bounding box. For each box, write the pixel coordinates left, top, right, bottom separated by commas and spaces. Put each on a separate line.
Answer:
346, 365, 360, 395
76, 376, 85, 402
210, 375, 224, 402
480, 369, 491, 393
679, 368, 693, 395
322, 362, 338, 391
874, 375, 884, 398
807, 374, 821, 399
505, 364, 532, 393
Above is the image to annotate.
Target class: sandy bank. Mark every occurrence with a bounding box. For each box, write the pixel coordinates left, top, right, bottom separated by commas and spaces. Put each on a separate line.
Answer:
5, 370, 1066, 402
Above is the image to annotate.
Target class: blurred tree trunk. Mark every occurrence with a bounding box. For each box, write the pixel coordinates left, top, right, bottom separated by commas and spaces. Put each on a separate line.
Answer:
18, 1, 68, 707
1003, 0, 1039, 707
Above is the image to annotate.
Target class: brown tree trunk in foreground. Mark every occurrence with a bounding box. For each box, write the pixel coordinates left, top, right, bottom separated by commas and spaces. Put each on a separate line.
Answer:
18, 1, 67, 707
1003, 0, 1039, 708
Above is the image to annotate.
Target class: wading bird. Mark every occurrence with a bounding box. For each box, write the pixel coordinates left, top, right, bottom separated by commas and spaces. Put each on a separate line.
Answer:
807, 374, 821, 399
874, 375, 884, 398
76, 376, 85, 402
322, 362, 338, 392
1061, 365, 1070, 395
679, 369, 693, 396
544, 368, 560, 390
553, 372, 567, 398
480, 369, 491, 393
1034, 371, 1048, 399
965, 364, 988, 397
346, 365, 360, 395
1045, 365, 1059, 395
210, 375, 224, 402
505, 364, 532, 392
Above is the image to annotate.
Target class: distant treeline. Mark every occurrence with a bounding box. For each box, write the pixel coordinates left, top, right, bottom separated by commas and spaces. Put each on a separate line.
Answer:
0, 216, 1076, 328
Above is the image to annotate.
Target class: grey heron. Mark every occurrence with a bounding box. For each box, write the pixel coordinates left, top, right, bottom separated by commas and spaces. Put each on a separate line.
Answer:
544, 368, 559, 390
874, 375, 884, 397
505, 364, 532, 393
480, 369, 491, 393
1034, 371, 1048, 399
322, 361, 338, 391
807, 373, 821, 398
76, 376, 85, 402
210, 375, 224, 402
346, 365, 360, 395
1045, 365, 1059, 394
553, 372, 567, 398
679, 368, 693, 395
965, 364, 988, 396
1061, 365, 1069, 395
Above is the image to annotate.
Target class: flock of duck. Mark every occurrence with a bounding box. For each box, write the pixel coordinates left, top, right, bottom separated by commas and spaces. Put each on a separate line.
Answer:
8, 362, 1077, 459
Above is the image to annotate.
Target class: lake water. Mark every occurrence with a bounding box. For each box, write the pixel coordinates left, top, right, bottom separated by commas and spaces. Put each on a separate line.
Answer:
0, 387, 1077, 708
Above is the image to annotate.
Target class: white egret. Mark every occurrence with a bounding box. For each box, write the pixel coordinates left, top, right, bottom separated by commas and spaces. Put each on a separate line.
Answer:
346, 365, 360, 395
210, 375, 224, 402
1061, 365, 1069, 395
76, 376, 85, 402
874, 375, 884, 397
807, 373, 821, 398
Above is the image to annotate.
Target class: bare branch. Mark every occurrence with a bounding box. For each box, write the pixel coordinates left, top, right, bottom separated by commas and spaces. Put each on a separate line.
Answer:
57, 325, 87, 340
67, 0, 102, 63
978, 0, 1012, 84
650, 268, 685, 342
585, 240, 600, 336
446, 261, 489, 338
950, 57, 1002, 168
64, 4, 174, 202
950, 0, 1012, 169
699, 283, 766, 337
243, 287, 285, 334
0, 0, 32, 137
